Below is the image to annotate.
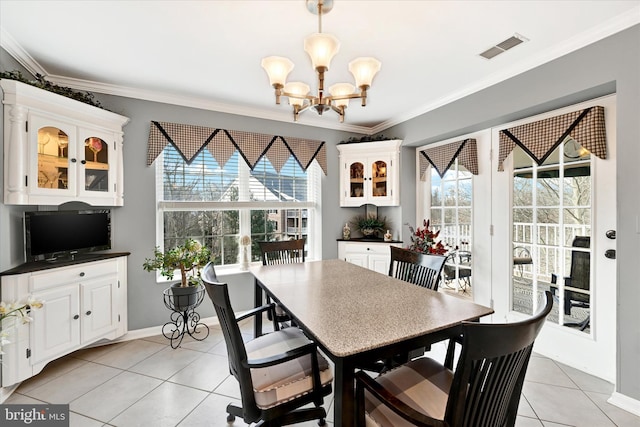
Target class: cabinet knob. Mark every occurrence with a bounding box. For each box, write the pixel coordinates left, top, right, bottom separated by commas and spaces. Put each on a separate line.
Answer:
81, 160, 87, 165
73, 314, 79, 320
71, 158, 77, 163
79, 272, 85, 277
367, 247, 371, 251
86, 310, 92, 316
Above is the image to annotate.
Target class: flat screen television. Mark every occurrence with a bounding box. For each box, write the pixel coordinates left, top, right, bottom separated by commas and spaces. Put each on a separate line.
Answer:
24, 209, 111, 262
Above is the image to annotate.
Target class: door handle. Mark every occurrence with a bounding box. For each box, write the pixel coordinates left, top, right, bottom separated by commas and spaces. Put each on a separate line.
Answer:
605, 249, 616, 259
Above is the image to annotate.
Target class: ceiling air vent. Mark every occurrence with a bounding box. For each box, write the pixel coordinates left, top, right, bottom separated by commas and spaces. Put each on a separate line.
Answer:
479, 33, 528, 60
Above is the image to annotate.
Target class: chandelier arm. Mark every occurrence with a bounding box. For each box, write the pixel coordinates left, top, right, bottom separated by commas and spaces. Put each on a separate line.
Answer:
326, 93, 366, 102
281, 90, 317, 101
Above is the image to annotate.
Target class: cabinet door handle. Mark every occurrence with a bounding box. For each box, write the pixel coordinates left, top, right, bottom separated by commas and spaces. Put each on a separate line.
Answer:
86, 310, 92, 316
73, 314, 79, 320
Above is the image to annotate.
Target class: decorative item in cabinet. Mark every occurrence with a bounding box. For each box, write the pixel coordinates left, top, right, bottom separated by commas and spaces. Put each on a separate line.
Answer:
337, 139, 401, 207
1, 78, 129, 206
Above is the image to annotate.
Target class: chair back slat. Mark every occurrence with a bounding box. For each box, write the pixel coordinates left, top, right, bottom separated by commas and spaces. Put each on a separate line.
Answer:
389, 246, 446, 291
201, 262, 260, 420
258, 239, 306, 266
447, 291, 553, 426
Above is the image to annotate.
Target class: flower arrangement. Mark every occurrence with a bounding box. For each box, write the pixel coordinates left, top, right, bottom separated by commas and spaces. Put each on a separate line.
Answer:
406, 219, 448, 255
1, 297, 44, 354
143, 239, 211, 287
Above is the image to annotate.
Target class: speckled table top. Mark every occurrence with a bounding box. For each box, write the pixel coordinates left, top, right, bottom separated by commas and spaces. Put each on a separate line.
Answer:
250, 259, 493, 358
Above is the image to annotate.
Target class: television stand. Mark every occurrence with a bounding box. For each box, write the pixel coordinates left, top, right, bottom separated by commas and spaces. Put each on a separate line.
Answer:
0, 253, 130, 387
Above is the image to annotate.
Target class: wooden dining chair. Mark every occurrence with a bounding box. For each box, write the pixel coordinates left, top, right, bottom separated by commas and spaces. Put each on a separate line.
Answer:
201, 262, 333, 426
367, 246, 448, 372
388, 246, 447, 291
257, 238, 306, 328
356, 291, 553, 427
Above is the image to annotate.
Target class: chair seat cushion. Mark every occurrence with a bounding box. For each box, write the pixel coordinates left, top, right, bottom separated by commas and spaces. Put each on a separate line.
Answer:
246, 327, 333, 409
365, 357, 452, 426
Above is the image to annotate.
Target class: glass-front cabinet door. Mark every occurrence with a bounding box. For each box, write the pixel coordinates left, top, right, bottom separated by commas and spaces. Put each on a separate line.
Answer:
78, 127, 112, 197
349, 161, 365, 200
371, 159, 388, 199
31, 115, 76, 197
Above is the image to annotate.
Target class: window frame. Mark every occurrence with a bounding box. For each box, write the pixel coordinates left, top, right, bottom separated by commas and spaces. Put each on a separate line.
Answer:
153, 148, 322, 278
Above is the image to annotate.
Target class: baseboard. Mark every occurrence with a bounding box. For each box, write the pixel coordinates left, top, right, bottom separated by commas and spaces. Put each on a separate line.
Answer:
110, 315, 221, 344
608, 392, 640, 417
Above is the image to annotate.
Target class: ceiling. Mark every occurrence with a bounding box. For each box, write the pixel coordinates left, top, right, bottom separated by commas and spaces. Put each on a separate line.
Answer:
1, 1, 638, 134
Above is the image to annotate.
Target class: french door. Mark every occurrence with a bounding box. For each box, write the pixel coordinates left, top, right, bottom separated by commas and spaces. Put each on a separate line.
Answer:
491, 95, 616, 381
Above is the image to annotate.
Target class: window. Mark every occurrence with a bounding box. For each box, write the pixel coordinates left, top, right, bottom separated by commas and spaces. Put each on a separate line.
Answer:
429, 159, 472, 251
156, 144, 321, 267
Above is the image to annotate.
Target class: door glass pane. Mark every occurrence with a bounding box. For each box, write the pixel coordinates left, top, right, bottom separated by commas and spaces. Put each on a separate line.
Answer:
37, 127, 69, 189
84, 137, 109, 192
372, 160, 387, 197
458, 179, 472, 206
349, 162, 364, 198
431, 174, 442, 206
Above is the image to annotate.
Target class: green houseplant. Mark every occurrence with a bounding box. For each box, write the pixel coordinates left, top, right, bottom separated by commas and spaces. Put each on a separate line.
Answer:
352, 214, 387, 238
143, 239, 212, 311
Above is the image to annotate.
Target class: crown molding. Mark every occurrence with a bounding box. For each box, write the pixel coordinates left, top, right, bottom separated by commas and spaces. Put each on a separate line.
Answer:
0, 28, 47, 76
43, 74, 374, 135
369, 6, 640, 135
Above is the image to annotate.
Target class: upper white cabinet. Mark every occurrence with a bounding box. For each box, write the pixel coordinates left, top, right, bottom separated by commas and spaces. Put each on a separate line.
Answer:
1, 79, 129, 206
337, 139, 401, 207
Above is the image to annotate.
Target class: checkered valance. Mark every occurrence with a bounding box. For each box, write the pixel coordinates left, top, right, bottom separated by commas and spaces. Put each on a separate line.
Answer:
419, 138, 478, 180
498, 106, 606, 171
147, 121, 327, 174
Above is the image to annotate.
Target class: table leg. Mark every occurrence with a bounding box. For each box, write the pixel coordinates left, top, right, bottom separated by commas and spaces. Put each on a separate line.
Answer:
254, 278, 263, 338
333, 357, 356, 427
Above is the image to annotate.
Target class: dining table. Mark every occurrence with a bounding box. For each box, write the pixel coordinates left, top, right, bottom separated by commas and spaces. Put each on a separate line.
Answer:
250, 259, 494, 427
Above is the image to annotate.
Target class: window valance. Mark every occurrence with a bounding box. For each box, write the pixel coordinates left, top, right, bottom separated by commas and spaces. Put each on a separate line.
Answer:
147, 121, 327, 175
419, 138, 478, 180
498, 106, 606, 171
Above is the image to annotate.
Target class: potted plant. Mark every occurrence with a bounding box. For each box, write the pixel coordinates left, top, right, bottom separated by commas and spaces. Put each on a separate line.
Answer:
143, 239, 211, 311
352, 214, 387, 238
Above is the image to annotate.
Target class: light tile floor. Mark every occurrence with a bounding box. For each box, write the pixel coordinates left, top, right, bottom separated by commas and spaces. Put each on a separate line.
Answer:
4, 319, 639, 427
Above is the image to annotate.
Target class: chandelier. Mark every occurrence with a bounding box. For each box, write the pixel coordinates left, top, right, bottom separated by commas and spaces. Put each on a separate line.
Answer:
261, 0, 381, 123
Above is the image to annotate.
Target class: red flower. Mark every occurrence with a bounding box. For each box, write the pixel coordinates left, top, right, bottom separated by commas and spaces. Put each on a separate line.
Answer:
406, 220, 450, 255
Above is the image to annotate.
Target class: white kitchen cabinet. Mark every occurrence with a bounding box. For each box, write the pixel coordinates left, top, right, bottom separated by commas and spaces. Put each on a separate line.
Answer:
337, 139, 401, 207
1, 79, 129, 206
0, 254, 128, 386
337, 241, 402, 275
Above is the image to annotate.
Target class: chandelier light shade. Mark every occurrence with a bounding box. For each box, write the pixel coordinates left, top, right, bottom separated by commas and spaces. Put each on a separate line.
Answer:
329, 83, 355, 108
261, 0, 381, 122
304, 33, 340, 70
284, 82, 311, 106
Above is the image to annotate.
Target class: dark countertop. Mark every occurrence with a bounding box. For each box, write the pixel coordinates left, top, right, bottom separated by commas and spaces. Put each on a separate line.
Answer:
0, 252, 131, 276
336, 238, 403, 243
